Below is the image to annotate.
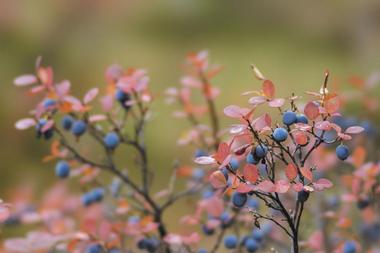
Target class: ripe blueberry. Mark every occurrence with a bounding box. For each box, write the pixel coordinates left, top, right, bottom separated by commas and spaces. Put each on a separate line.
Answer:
251, 229, 264, 242
202, 224, 215, 235
282, 111, 297, 125
247, 198, 259, 209
255, 144, 267, 158
104, 132, 120, 149
229, 158, 240, 171
232, 192, 247, 208
115, 89, 131, 109
336, 144, 349, 161
296, 114, 308, 124
55, 160, 70, 178
42, 98, 57, 109
246, 153, 259, 165
244, 238, 259, 252
61, 115, 74, 130
85, 244, 103, 253
71, 120, 87, 136
198, 249, 208, 253
343, 240, 356, 253
224, 234, 238, 249
297, 190, 310, 202
273, 128, 288, 142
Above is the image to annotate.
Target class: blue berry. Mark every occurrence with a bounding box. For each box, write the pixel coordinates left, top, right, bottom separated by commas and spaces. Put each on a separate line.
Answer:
115, 89, 131, 109
224, 235, 238, 249
255, 145, 267, 158
336, 144, 350, 161
108, 249, 121, 253
192, 168, 205, 180
232, 192, 247, 208
221, 167, 229, 180
247, 198, 259, 209
91, 187, 105, 202
145, 238, 159, 252
55, 160, 70, 178
85, 244, 103, 253
104, 132, 120, 149
220, 212, 232, 228
195, 149, 208, 158
229, 158, 240, 171
35, 119, 54, 140
273, 128, 288, 142
198, 249, 208, 253
296, 114, 308, 124
343, 240, 356, 253
244, 238, 259, 252
43, 98, 57, 109
246, 153, 259, 165
81, 193, 93, 206
202, 224, 215, 235
282, 111, 297, 125
297, 190, 310, 202
71, 120, 87, 136
61, 115, 74, 130
252, 229, 264, 242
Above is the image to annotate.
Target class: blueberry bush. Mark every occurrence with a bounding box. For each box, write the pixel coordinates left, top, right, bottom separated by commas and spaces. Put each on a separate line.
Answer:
2, 51, 379, 253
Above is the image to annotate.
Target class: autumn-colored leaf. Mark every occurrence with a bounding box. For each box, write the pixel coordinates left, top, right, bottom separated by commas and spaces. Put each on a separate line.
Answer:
345, 126, 364, 134
293, 131, 308, 146
194, 156, 216, 165
243, 164, 259, 183
300, 167, 313, 181
275, 180, 290, 193
313, 178, 333, 191
83, 88, 99, 104
285, 164, 298, 181
304, 101, 319, 120
223, 105, 250, 118
256, 180, 275, 192
214, 142, 230, 163
209, 171, 227, 189
262, 80, 275, 98
351, 146, 366, 167
15, 118, 36, 130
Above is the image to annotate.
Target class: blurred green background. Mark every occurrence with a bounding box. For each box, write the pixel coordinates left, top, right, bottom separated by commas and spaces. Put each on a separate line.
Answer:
1, 0, 380, 238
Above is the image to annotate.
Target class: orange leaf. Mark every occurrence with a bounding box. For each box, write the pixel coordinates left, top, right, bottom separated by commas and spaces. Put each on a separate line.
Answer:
352, 146, 366, 167
243, 164, 259, 183
209, 171, 227, 189
285, 164, 298, 181
304, 101, 319, 120
262, 80, 275, 99
300, 167, 313, 181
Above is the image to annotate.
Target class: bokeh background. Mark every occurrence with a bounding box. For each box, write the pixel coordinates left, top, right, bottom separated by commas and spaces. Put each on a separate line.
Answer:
1, 0, 380, 239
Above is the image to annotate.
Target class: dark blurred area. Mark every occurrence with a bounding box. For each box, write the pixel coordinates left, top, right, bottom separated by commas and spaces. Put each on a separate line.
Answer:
1, 0, 380, 218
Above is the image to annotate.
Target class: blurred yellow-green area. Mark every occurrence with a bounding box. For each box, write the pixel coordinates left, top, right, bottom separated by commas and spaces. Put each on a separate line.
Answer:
1, 0, 380, 239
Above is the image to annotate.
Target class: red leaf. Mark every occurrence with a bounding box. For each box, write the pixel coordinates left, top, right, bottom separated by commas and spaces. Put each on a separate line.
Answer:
304, 101, 319, 120
256, 180, 275, 192
214, 142, 230, 163
345, 126, 364, 134
293, 183, 304, 192
293, 131, 308, 146
275, 180, 290, 193
205, 196, 224, 217
315, 121, 332, 131
325, 96, 340, 114
243, 164, 259, 183
209, 171, 227, 189
262, 80, 275, 98
300, 167, 313, 181
253, 113, 272, 131
285, 164, 298, 181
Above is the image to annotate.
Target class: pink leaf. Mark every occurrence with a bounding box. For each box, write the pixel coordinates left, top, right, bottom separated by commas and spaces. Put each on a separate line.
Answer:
304, 101, 319, 120
41, 120, 54, 133
214, 142, 230, 163
83, 88, 99, 104
55, 80, 71, 97
293, 183, 303, 192
204, 197, 224, 217
194, 156, 216, 165
262, 80, 275, 98
293, 131, 308, 146
15, 118, 36, 130
257, 180, 275, 192
89, 114, 107, 122
338, 133, 352, 140
345, 126, 364, 134
315, 121, 332, 131
313, 178, 333, 191
236, 183, 255, 193
275, 180, 290, 193
223, 105, 250, 118
253, 113, 272, 131
14, 74, 37, 86
268, 98, 285, 108
248, 96, 266, 106
243, 164, 259, 183
101, 95, 114, 112
0, 203, 11, 223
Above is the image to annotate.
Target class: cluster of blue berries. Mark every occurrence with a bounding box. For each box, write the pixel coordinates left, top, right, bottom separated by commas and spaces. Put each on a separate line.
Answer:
282, 111, 308, 126
81, 187, 105, 207
223, 225, 271, 252
61, 115, 87, 137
